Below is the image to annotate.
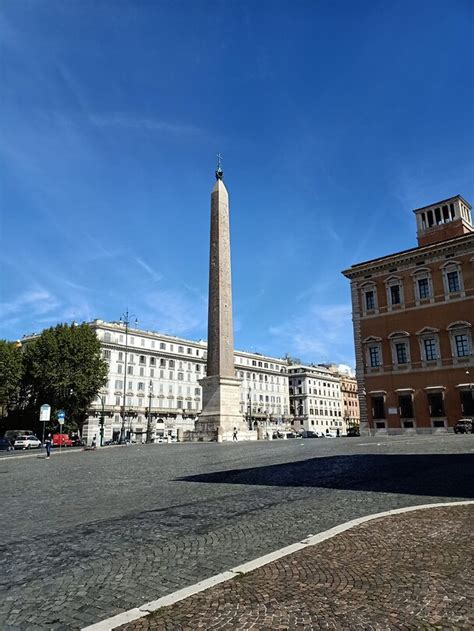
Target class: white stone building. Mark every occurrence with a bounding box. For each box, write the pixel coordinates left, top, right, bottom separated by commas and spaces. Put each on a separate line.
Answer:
84, 320, 290, 444
288, 364, 346, 435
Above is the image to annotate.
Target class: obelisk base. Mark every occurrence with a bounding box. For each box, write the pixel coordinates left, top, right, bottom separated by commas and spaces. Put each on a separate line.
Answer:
194, 375, 248, 442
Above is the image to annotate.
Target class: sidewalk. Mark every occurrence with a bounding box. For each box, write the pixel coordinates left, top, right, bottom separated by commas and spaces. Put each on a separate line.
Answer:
119, 504, 473, 630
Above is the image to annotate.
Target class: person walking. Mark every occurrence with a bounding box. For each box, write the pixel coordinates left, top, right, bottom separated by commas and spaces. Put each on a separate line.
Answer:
45, 433, 52, 459
232, 427, 238, 441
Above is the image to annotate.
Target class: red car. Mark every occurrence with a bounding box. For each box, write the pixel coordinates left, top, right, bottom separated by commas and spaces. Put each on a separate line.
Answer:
52, 433, 74, 447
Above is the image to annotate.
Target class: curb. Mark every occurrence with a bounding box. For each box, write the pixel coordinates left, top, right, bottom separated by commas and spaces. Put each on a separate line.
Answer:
81, 499, 474, 631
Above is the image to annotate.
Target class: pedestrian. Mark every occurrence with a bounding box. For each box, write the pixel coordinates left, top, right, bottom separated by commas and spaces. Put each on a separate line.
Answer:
233, 427, 238, 441
91, 435, 97, 449
45, 433, 52, 459
336, 428, 340, 437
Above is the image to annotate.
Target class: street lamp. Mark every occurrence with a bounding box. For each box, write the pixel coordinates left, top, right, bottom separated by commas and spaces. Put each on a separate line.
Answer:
247, 387, 252, 430
466, 370, 473, 416
146, 380, 154, 443
119, 309, 138, 444
96, 393, 105, 447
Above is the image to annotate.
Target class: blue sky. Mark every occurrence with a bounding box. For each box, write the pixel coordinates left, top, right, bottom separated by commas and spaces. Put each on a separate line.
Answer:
1, 0, 473, 367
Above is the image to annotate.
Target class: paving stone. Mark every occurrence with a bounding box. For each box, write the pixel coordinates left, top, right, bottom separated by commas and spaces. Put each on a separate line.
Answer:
0, 435, 473, 629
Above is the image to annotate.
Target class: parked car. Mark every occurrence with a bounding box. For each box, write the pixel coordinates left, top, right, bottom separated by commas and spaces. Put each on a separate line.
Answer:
14, 435, 41, 450
4, 429, 33, 444
347, 426, 360, 437
301, 430, 319, 438
0, 437, 14, 451
71, 436, 85, 447
454, 419, 473, 434
52, 433, 74, 447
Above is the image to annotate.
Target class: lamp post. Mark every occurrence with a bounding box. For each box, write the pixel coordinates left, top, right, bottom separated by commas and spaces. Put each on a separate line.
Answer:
466, 370, 473, 417
146, 380, 154, 443
119, 309, 138, 444
96, 393, 105, 447
247, 387, 252, 430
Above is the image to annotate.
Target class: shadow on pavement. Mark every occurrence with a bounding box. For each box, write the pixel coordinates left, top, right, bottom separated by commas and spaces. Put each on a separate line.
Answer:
177, 453, 474, 499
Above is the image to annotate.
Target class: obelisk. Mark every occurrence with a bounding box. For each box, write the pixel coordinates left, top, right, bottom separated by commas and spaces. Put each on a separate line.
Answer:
195, 157, 246, 441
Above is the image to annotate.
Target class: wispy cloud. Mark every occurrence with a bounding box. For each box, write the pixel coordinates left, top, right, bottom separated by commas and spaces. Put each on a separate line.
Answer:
269, 302, 354, 367
0, 285, 97, 336
0, 289, 59, 318
89, 114, 203, 138
135, 258, 162, 283
141, 287, 206, 336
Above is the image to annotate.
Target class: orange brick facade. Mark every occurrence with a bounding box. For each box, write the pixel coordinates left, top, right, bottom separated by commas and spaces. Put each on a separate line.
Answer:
343, 195, 474, 435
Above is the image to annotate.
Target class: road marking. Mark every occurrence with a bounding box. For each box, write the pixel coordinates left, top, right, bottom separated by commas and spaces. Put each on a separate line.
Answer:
81, 499, 474, 631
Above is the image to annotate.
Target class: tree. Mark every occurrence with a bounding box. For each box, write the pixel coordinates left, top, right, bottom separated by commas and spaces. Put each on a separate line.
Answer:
22, 323, 108, 434
0, 340, 23, 418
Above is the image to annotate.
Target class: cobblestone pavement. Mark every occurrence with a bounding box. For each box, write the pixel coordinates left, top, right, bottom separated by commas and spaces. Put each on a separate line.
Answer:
121, 505, 474, 631
1, 435, 473, 629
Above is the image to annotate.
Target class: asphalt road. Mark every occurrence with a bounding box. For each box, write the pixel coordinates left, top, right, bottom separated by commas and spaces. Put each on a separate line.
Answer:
1, 435, 473, 629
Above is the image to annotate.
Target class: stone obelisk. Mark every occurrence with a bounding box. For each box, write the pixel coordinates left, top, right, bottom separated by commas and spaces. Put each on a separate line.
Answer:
195, 158, 246, 441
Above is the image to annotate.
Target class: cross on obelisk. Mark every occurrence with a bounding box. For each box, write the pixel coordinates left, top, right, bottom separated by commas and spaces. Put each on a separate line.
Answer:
195, 157, 247, 441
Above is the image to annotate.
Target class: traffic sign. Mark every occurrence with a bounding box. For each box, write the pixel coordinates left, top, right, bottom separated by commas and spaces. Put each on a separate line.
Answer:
57, 410, 65, 421
58, 419, 65, 425
40, 404, 51, 422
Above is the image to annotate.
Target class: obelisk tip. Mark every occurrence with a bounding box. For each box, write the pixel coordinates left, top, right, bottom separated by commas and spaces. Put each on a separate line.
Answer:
215, 152, 224, 180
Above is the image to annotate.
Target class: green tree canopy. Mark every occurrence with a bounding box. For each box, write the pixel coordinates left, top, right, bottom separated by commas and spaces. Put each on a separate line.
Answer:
22, 323, 108, 432
0, 340, 23, 417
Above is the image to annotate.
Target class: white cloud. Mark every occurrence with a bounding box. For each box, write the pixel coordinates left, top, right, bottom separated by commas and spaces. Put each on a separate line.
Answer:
135, 258, 162, 283
0, 285, 97, 337
141, 287, 206, 336
336, 363, 355, 376
89, 114, 203, 138
269, 302, 355, 367
0, 289, 59, 318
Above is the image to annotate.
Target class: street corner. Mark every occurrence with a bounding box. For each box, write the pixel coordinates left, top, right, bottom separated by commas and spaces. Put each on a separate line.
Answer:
117, 503, 474, 631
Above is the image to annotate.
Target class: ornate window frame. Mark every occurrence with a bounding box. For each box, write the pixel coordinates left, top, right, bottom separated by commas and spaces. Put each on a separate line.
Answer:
447, 321, 472, 363
362, 336, 383, 372
440, 261, 465, 299
360, 281, 378, 315
385, 275, 404, 311
411, 267, 434, 305
416, 326, 441, 367
388, 331, 411, 369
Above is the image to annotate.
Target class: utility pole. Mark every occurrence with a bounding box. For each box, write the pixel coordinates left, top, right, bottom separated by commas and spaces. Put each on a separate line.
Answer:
119, 309, 138, 443
146, 380, 153, 443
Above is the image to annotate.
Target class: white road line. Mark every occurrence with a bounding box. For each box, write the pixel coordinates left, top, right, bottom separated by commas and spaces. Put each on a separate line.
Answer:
81, 499, 474, 631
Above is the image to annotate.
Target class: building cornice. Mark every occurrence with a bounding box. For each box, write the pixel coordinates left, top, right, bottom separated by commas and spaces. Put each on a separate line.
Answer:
342, 232, 474, 280
412, 194, 472, 213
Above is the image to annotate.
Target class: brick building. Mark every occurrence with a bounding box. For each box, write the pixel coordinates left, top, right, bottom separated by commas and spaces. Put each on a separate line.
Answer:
342, 195, 474, 434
